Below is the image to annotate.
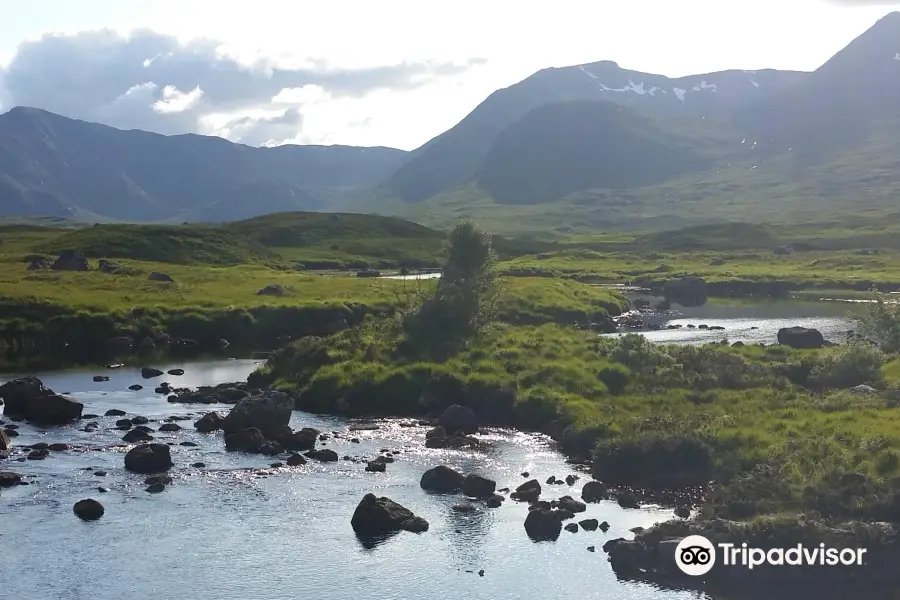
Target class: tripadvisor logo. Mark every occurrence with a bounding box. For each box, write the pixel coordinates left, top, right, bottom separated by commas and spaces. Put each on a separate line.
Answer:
674, 535, 867, 576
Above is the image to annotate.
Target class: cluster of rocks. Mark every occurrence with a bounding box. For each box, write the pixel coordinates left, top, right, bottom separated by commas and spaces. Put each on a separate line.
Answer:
167, 382, 253, 405
425, 404, 482, 449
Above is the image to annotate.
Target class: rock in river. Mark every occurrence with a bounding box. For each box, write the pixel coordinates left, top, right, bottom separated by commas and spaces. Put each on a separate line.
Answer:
141, 367, 164, 379
124, 443, 173, 474
420, 465, 465, 493
123, 429, 154, 443
511, 479, 542, 502
305, 449, 339, 462
582, 480, 607, 503
524, 508, 562, 541
222, 390, 293, 438
351, 493, 429, 536
194, 412, 225, 433
73, 499, 104, 521
0, 430, 10, 452
0, 377, 84, 425
224, 427, 268, 453
462, 474, 497, 499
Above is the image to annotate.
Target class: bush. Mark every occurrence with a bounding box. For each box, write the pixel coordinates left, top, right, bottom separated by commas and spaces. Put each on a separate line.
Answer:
856, 289, 900, 352
597, 364, 630, 394
808, 341, 885, 390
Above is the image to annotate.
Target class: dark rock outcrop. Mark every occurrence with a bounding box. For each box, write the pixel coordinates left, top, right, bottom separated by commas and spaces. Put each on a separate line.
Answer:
73, 499, 105, 521
222, 390, 293, 438
51, 250, 90, 271
149, 272, 174, 283
511, 479, 542, 502
305, 449, 339, 462
123, 429, 154, 443
279, 427, 319, 451
524, 508, 562, 541
420, 465, 466, 493
351, 493, 428, 536
0, 377, 84, 425
257, 284, 287, 296
556, 495, 587, 513
124, 443, 173, 474
141, 367, 164, 379
463, 474, 497, 499
224, 427, 267, 453
167, 369, 185, 376
777, 326, 825, 349
194, 412, 225, 433
582, 480, 607, 503
0, 430, 10, 452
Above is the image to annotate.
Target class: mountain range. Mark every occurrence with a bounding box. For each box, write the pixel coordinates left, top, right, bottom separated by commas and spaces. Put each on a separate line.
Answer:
1, 12, 900, 233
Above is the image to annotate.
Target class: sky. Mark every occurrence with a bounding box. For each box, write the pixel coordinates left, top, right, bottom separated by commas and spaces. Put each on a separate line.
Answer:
0, 0, 897, 150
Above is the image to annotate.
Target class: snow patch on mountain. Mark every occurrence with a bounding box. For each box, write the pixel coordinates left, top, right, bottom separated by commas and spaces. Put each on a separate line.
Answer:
894, 52, 900, 61
692, 81, 718, 92
750, 80, 760, 88
673, 88, 686, 102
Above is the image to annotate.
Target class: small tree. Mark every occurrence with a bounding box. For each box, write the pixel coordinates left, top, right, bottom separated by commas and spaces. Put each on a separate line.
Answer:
405, 220, 502, 344
855, 288, 900, 353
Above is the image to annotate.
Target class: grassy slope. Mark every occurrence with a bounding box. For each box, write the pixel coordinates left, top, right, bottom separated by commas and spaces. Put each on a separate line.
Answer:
262, 321, 900, 522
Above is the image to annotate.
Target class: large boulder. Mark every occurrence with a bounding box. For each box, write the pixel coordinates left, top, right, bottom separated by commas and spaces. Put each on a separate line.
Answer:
51, 250, 90, 271
141, 367, 164, 379
777, 327, 825, 349
438, 404, 478, 435
257, 284, 286, 296
582, 480, 607, 503
0, 430, 10, 452
194, 412, 225, 433
0, 377, 84, 425
73, 499, 105, 521
350, 493, 429, 536
420, 465, 466, 493
124, 443, 173, 474
222, 390, 293, 439
98, 259, 121, 274
462, 474, 497, 499
524, 508, 563, 541
511, 479, 542, 502
149, 272, 174, 283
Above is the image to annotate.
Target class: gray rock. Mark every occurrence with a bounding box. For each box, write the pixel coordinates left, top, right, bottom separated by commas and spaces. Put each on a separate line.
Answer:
222, 390, 293, 438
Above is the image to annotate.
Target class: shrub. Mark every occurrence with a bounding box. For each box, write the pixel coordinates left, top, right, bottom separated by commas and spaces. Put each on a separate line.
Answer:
597, 364, 630, 394
808, 341, 885, 390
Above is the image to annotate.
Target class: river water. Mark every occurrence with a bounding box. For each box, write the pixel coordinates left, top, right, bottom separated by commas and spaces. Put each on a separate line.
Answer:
0, 359, 691, 600
604, 297, 858, 346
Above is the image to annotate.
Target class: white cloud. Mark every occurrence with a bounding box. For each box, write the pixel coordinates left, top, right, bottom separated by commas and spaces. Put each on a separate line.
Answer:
152, 84, 203, 113
271, 84, 330, 105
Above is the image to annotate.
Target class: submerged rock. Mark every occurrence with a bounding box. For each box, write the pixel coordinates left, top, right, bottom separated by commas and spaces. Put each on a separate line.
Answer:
351, 493, 429, 536
224, 428, 267, 453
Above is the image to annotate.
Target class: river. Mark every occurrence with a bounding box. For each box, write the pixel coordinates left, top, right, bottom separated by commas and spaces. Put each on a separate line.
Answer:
0, 359, 692, 600
603, 296, 858, 346
0, 296, 867, 599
